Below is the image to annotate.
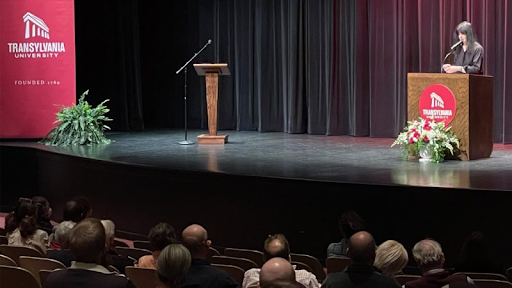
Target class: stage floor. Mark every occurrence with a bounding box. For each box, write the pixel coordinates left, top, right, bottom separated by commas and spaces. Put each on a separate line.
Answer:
2, 129, 512, 192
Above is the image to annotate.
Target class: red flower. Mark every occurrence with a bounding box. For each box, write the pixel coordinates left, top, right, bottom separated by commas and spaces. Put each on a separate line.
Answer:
424, 122, 432, 131
423, 135, 429, 142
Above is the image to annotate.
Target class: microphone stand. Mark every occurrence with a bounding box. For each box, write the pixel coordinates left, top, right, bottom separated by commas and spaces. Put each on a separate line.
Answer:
175, 40, 212, 145
441, 50, 454, 73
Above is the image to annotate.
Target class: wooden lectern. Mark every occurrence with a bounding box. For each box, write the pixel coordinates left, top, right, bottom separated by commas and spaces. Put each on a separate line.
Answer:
407, 73, 493, 160
193, 63, 230, 144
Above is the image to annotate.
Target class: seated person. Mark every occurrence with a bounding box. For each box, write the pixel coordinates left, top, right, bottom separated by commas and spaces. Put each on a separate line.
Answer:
138, 222, 177, 269
156, 243, 192, 288
5, 198, 49, 254
405, 238, 474, 288
260, 257, 305, 288
47, 221, 77, 266
374, 240, 409, 278
101, 219, 135, 274
45, 218, 136, 288
327, 210, 366, 258
32, 196, 54, 235
243, 234, 319, 288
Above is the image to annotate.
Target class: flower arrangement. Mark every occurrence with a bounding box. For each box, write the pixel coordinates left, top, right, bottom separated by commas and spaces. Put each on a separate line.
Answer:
391, 117, 460, 163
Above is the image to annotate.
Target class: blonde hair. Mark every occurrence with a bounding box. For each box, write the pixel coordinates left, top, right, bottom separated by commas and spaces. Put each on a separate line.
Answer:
374, 240, 408, 277
412, 238, 445, 267
157, 244, 191, 288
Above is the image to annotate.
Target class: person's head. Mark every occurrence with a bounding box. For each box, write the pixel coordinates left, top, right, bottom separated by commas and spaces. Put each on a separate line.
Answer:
100, 219, 116, 248
458, 231, 490, 265
412, 238, 445, 272
68, 218, 107, 264
73, 196, 92, 218
157, 243, 191, 288
374, 240, 409, 277
63, 200, 86, 223
54, 220, 76, 249
347, 231, 376, 265
5, 198, 39, 238
181, 224, 211, 259
263, 234, 291, 262
149, 222, 177, 252
259, 257, 296, 288
32, 196, 52, 219
338, 210, 366, 239
454, 21, 478, 47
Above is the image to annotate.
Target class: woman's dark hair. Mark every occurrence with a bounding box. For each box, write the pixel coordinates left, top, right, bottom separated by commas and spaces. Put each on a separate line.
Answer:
338, 210, 366, 238
5, 198, 39, 238
454, 21, 478, 48
149, 222, 177, 251
32, 196, 50, 219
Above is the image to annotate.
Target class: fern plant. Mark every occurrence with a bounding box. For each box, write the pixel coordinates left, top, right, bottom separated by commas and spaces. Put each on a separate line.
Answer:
40, 90, 113, 146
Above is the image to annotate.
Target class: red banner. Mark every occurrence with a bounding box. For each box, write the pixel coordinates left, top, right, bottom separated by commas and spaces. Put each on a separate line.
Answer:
0, 0, 75, 138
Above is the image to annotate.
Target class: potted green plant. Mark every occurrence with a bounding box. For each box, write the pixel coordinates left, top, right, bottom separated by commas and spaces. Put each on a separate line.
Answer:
39, 90, 112, 146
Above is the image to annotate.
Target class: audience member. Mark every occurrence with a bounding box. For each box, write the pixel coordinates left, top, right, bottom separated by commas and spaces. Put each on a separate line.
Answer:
32, 196, 54, 235
259, 257, 304, 288
180, 224, 239, 288
327, 210, 366, 258
45, 218, 136, 288
138, 222, 177, 269
374, 240, 409, 277
101, 219, 135, 274
157, 243, 191, 288
243, 234, 319, 288
454, 231, 503, 274
405, 238, 473, 288
5, 198, 49, 254
321, 231, 400, 288
47, 221, 77, 266
62, 196, 92, 223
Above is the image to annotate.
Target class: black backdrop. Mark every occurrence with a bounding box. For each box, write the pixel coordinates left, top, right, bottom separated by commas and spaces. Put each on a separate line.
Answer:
75, 0, 512, 142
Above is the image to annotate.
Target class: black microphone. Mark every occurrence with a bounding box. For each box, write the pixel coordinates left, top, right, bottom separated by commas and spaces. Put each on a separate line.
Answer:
450, 40, 462, 50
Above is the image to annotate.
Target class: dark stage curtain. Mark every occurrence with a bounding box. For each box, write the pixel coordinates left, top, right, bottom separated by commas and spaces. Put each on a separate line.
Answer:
76, 0, 512, 143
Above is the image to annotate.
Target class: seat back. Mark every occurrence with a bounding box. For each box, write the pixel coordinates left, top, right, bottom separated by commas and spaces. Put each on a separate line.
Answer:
0, 265, 41, 288
207, 246, 221, 261
125, 266, 159, 288
39, 269, 59, 288
133, 240, 152, 251
115, 247, 152, 262
292, 261, 313, 273
454, 272, 509, 281
325, 256, 352, 274
114, 239, 130, 247
472, 279, 512, 288
0, 254, 18, 266
212, 263, 245, 285
224, 248, 264, 267
394, 274, 421, 285
211, 255, 258, 271
290, 253, 326, 281
506, 267, 512, 282
0, 244, 44, 265
19, 256, 66, 286
0, 235, 8, 244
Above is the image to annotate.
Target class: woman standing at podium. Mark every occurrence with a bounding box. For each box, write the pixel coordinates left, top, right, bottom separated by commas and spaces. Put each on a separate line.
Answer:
442, 21, 484, 74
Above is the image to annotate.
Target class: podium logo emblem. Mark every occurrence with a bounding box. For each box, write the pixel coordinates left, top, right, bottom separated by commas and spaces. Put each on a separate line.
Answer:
419, 84, 456, 125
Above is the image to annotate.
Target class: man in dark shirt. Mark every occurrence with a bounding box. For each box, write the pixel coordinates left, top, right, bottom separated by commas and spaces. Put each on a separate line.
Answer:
181, 224, 239, 288
321, 231, 400, 288
45, 218, 136, 288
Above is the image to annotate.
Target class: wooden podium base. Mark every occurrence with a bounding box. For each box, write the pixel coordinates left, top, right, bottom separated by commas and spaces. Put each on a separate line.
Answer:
197, 134, 228, 144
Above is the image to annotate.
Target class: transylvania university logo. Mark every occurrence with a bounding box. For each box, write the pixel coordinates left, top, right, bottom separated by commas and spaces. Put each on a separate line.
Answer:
7, 12, 65, 59
419, 84, 457, 125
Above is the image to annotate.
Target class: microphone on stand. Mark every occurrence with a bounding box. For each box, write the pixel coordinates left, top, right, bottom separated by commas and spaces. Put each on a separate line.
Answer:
450, 40, 462, 50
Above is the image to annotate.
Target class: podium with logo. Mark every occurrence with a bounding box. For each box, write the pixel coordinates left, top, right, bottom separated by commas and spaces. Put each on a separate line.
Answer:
193, 63, 230, 144
407, 73, 493, 160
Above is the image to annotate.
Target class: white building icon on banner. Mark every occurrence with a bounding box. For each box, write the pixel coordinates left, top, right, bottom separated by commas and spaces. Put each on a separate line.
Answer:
23, 12, 50, 39
430, 92, 445, 108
